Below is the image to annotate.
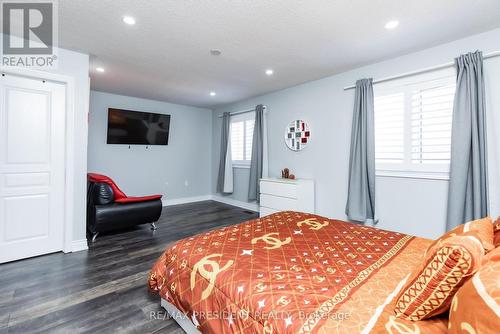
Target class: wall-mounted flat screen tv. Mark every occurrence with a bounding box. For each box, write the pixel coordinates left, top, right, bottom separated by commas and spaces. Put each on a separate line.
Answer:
107, 108, 171, 145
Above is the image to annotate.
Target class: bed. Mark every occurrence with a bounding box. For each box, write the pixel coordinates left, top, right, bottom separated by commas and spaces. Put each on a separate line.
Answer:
148, 211, 448, 333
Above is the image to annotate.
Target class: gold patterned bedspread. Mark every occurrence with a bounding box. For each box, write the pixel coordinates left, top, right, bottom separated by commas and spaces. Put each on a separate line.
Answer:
148, 211, 448, 333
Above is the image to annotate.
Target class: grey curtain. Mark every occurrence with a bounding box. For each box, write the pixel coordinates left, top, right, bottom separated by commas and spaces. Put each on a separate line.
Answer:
345, 79, 376, 223
446, 51, 489, 230
248, 105, 265, 201
216, 112, 232, 193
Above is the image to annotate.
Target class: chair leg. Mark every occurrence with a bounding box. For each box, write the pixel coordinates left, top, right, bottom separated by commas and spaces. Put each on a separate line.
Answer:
91, 232, 99, 242
150, 222, 158, 230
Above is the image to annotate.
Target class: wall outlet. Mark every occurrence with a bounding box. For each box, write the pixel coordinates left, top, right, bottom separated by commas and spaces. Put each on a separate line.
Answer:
184, 180, 189, 187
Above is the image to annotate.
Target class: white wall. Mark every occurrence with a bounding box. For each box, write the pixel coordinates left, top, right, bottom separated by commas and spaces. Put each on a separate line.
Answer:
212, 28, 500, 239
88, 91, 212, 203
46, 48, 90, 243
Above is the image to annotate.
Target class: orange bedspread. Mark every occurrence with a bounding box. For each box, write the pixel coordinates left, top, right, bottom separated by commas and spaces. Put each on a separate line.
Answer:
149, 211, 448, 333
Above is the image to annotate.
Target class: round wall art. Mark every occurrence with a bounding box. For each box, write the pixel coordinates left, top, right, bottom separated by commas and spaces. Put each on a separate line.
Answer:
284, 120, 310, 151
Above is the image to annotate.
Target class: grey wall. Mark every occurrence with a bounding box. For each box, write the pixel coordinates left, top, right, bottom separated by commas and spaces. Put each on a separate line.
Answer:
88, 91, 212, 202
212, 28, 500, 239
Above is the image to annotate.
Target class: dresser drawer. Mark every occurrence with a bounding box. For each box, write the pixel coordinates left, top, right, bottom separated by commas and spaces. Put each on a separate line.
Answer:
260, 194, 298, 211
260, 181, 297, 199
259, 206, 280, 217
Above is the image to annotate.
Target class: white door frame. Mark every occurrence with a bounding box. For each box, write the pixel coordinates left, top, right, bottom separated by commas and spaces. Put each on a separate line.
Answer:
1, 66, 77, 253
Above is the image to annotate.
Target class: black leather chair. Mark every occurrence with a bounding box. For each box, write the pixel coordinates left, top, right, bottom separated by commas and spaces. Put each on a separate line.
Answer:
87, 173, 162, 241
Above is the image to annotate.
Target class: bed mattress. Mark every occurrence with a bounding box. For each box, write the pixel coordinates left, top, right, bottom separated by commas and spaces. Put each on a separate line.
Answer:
149, 211, 448, 333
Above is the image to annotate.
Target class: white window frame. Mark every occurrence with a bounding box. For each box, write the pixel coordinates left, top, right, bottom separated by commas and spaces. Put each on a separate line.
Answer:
374, 67, 456, 180
230, 112, 255, 168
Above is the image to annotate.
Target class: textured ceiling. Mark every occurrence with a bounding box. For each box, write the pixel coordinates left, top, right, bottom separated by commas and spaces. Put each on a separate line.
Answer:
59, 0, 500, 108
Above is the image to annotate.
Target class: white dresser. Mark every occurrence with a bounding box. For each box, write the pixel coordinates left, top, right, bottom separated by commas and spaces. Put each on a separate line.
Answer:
259, 178, 315, 217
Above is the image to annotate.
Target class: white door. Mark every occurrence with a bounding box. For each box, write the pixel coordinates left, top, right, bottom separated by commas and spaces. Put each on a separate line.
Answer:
0, 74, 66, 263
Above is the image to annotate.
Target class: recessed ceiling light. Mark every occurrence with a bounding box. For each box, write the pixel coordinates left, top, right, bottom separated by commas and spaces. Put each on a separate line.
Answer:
123, 16, 136, 25
385, 20, 399, 30
265, 69, 274, 76
209, 91, 216, 96
96, 67, 105, 73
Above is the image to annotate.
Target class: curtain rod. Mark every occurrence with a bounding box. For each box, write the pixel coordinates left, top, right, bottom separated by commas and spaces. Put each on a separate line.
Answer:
217, 106, 267, 118
343, 50, 500, 91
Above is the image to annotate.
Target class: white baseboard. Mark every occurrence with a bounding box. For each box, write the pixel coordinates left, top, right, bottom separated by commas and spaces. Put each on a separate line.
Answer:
160, 194, 259, 212
210, 195, 259, 212
71, 239, 88, 252
162, 195, 212, 207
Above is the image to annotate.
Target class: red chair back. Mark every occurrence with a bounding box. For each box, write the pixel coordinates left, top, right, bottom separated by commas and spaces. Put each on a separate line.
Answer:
88, 173, 127, 200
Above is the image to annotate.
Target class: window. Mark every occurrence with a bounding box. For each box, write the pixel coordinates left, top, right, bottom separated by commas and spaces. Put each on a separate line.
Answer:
374, 68, 455, 178
230, 112, 255, 167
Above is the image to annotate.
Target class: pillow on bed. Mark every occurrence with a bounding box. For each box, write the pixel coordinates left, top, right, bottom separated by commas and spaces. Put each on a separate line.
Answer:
494, 217, 500, 247
394, 232, 485, 320
426, 217, 494, 254
448, 247, 500, 334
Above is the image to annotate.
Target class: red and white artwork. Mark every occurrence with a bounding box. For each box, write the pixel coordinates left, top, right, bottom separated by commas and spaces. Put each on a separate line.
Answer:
285, 120, 310, 151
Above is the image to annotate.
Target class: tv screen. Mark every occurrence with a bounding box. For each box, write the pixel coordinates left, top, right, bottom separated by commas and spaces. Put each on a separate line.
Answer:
107, 108, 171, 145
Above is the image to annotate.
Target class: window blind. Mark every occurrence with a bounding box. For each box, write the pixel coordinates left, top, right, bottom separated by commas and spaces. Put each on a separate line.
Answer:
410, 83, 454, 164
374, 92, 405, 164
374, 68, 455, 176
230, 121, 244, 161
230, 112, 255, 165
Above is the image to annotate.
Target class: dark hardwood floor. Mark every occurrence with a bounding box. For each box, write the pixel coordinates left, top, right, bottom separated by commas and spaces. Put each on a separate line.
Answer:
0, 201, 258, 334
